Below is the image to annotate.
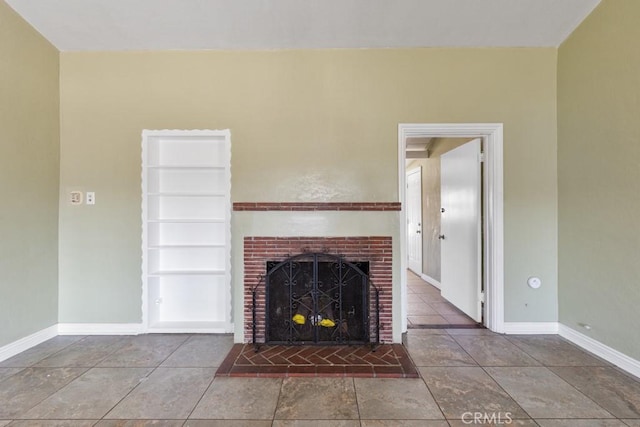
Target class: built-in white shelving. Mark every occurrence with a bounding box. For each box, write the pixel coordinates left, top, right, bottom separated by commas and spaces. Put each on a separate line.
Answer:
141, 130, 232, 333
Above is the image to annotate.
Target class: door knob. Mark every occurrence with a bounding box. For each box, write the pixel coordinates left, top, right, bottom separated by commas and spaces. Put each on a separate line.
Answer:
416, 230, 421, 234
438, 234, 445, 240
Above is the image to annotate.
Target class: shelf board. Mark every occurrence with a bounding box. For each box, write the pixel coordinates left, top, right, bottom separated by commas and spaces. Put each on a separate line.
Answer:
147, 321, 232, 333
148, 244, 226, 249
145, 165, 225, 170
147, 219, 226, 224
149, 269, 227, 276
147, 192, 227, 197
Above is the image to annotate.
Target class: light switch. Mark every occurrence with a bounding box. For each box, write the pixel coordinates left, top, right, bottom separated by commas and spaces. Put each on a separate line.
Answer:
70, 191, 83, 205
86, 192, 95, 205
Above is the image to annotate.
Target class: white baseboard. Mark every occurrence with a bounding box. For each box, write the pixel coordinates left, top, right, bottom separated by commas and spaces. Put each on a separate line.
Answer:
502, 322, 559, 334
57, 323, 144, 335
559, 324, 640, 379
420, 273, 441, 289
0, 324, 59, 363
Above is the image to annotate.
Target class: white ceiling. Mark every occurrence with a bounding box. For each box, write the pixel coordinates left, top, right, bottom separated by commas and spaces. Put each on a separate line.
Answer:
6, 0, 601, 52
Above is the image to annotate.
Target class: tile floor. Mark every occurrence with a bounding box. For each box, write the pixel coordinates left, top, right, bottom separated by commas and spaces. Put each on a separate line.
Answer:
0, 330, 639, 426
407, 271, 478, 327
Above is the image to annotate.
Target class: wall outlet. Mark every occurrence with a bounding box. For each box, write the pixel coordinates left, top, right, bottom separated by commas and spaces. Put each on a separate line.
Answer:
86, 192, 95, 205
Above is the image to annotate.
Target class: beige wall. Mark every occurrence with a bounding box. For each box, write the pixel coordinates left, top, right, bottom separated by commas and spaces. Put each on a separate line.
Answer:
0, 1, 60, 346
58, 48, 559, 330
558, 0, 640, 359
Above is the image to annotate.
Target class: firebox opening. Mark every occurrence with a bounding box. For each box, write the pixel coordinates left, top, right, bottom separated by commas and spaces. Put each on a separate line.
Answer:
265, 253, 370, 345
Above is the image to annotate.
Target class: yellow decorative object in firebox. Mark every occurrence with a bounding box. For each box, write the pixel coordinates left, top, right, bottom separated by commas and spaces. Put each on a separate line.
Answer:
319, 318, 336, 328
292, 314, 306, 325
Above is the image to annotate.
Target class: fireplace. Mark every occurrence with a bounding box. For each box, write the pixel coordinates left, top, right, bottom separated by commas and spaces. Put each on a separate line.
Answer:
265, 253, 371, 345
243, 236, 393, 345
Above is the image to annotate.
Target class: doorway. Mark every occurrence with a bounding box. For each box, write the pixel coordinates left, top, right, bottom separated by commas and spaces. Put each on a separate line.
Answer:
398, 123, 505, 335
405, 138, 482, 327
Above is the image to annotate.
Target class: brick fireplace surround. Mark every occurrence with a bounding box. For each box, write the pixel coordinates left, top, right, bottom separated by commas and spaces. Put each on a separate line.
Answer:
243, 236, 393, 344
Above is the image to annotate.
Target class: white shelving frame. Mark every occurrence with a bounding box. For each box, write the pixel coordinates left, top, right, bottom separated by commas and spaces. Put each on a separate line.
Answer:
141, 129, 232, 333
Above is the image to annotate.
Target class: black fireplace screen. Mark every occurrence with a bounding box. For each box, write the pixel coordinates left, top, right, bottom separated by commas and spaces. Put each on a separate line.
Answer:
263, 253, 372, 345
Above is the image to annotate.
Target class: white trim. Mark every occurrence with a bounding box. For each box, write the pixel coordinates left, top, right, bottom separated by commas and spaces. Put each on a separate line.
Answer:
399, 123, 505, 335
58, 323, 144, 335
0, 325, 59, 363
559, 324, 640, 379
420, 273, 441, 290
502, 322, 559, 334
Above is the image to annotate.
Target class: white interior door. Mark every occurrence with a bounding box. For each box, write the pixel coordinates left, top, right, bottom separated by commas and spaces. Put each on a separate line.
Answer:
440, 139, 482, 322
406, 167, 423, 275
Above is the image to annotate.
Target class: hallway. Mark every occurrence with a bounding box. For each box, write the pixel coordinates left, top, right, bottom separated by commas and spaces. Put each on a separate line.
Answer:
407, 271, 478, 327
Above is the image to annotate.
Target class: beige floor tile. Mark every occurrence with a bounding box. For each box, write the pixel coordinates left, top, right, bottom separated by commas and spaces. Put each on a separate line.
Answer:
35, 337, 127, 368
486, 367, 613, 418
418, 294, 447, 304
430, 302, 465, 316
272, 421, 360, 427
420, 367, 528, 420
22, 368, 152, 420
445, 328, 499, 336
275, 378, 358, 420
362, 421, 449, 427
355, 378, 444, 419
451, 335, 541, 366
105, 368, 214, 420
0, 336, 85, 368
448, 420, 537, 427
408, 315, 448, 325
190, 377, 281, 420
6, 421, 97, 427
442, 314, 478, 325
0, 367, 22, 383
535, 420, 628, 427
96, 421, 185, 427
161, 334, 234, 368
405, 334, 477, 367
0, 367, 87, 419
506, 336, 610, 366
407, 303, 438, 316
97, 335, 188, 368
185, 422, 272, 427
403, 330, 449, 343
550, 367, 640, 418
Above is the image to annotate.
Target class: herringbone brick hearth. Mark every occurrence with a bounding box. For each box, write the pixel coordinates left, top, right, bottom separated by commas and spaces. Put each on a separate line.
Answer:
216, 344, 419, 378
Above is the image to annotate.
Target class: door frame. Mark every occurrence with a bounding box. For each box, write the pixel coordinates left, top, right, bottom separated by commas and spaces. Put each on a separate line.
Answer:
398, 123, 504, 334
406, 166, 423, 276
